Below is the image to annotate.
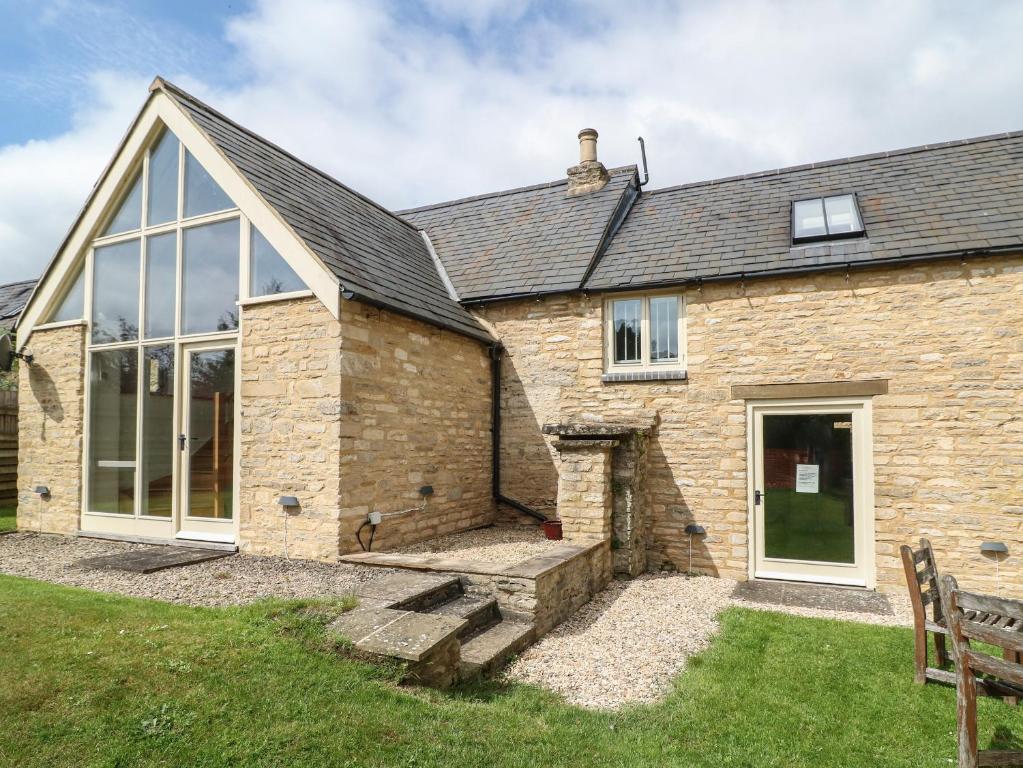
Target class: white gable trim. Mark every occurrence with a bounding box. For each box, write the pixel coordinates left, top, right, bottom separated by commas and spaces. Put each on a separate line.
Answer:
18, 89, 340, 351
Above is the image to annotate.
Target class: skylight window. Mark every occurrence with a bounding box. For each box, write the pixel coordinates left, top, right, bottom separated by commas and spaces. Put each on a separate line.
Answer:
792, 194, 864, 243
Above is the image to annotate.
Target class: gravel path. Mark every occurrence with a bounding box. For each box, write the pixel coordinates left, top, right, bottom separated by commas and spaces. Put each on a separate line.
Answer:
0, 533, 385, 607
507, 573, 914, 710
397, 524, 559, 564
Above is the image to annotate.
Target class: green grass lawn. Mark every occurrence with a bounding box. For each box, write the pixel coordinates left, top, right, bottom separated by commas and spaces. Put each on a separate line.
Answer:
2, 575, 1022, 767
0, 504, 15, 532
765, 489, 854, 563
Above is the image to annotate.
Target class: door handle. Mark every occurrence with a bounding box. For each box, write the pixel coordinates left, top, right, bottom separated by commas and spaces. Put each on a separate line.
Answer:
178, 434, 186, 451
754, 490, 764, 505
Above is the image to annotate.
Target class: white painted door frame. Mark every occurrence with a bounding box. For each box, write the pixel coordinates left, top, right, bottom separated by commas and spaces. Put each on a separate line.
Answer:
746, 396, 876, 588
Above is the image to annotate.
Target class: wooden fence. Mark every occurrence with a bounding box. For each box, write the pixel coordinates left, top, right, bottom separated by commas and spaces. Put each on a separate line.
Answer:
0, 390, 16, 505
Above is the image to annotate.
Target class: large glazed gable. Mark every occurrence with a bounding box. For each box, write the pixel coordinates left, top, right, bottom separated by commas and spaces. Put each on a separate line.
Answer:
158, 80, 492, 343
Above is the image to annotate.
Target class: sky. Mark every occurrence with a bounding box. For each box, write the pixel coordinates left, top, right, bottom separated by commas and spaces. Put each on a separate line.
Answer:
2, 0, 1023, 282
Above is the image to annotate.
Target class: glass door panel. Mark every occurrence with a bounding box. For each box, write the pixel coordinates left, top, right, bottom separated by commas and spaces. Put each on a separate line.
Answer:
762, 413, 854, 564
184, 348, 235, 522
752, 401, 872, 587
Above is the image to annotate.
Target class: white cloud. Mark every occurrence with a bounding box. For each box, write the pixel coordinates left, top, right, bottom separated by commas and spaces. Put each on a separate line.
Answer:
4, 0, 1023, 282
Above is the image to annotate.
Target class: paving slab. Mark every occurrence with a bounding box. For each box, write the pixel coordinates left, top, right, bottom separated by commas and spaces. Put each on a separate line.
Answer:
356, 611, 467, 662
351, 571, 460, 606
74, 547, 233, 574
732, 579, 893, 616
329, 607, 410, 642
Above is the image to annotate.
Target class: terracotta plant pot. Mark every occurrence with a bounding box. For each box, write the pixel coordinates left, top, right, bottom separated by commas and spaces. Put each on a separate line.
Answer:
541, 520, 563, 540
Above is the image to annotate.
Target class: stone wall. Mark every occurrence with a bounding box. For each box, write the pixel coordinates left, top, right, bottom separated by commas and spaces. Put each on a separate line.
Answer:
552, 439, 614, 542
17, 323, 86, 533
474, 254, 1023, 593
338, 301, 495, 553
239, 296, 343, 559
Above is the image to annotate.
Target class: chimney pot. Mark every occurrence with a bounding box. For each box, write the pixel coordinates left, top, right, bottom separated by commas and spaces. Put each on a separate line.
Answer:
567, 127, 610, 196
578, 128, 599, 163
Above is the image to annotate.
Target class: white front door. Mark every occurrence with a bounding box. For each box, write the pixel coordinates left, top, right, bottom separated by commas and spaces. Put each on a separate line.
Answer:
176, 343, 237, 543
749, 398, 875, 587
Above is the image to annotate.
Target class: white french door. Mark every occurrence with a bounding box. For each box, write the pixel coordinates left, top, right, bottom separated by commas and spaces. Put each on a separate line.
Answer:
748, 398, 875, 587
176, 343, 237, 543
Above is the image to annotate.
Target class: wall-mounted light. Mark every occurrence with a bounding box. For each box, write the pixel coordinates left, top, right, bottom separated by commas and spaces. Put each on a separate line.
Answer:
419, 485, 434, 497
277, 496, 299, 508
34, 485, 50, 498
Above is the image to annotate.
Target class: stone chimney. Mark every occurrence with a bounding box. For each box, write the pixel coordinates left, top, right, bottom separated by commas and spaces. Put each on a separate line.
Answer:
566, 128, 610, 196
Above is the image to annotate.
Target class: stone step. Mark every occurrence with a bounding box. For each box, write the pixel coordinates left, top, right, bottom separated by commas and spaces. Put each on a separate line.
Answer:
459, 621, 535, 677
428, 594, 500, 639
353, 571, 463, 612
328, 606, 467, 688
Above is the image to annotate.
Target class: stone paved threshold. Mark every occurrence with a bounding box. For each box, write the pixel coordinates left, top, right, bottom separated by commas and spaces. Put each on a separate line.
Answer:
732, 579, 893, 616
75, 548, 234, 574
340, 543, 592, 579
330, 570, 536, 688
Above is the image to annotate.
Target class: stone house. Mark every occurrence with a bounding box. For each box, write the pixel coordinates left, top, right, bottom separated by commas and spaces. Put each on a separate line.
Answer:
13, 78, 1023, 594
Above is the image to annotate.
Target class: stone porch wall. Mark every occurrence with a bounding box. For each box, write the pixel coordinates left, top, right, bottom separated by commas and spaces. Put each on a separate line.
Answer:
338, 301, 495, 553
239, 297, 343, 559
17, 323, 87, 533
474, 254, 1023, 594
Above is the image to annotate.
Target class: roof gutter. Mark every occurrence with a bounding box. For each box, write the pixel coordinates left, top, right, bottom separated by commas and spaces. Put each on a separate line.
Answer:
590, 244, 1023, 296
459, 243, 1023, 305
340, 287, 495, 345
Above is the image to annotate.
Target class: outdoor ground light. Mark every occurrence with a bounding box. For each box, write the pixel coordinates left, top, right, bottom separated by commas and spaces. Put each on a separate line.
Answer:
981, 541, 1009, 592
277, 496, 299, 560
685, 524, 706, 574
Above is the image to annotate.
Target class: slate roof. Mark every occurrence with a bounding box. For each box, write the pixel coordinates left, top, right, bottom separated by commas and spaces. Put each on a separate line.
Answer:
400, 167, 638, 301
157, 80, 492, 343
0, 279, 36, 329
586, 131, 1023, 290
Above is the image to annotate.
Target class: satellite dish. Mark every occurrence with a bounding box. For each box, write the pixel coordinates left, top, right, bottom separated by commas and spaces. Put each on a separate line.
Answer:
0, 334, 12, 373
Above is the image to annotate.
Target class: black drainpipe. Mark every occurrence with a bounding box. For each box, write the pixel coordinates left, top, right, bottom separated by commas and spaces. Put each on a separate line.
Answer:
489, 343, 547, 522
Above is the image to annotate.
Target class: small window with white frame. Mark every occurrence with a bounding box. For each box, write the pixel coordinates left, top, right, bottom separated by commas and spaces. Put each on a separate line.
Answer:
604, 292, 685, 374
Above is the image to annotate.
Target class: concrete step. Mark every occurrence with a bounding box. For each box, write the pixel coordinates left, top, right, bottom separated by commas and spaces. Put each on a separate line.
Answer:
459, 620, 535, 678
353, 571, 463, 612
428, 594, 500, 639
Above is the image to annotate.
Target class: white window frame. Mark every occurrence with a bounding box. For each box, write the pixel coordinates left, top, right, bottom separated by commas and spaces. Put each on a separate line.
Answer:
603, 291, 686, 374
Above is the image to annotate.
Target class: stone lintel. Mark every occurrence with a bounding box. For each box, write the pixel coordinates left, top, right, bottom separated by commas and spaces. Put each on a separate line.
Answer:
730, 379, 889, 400
542, 421, 652, 439
552, 438, 619, 452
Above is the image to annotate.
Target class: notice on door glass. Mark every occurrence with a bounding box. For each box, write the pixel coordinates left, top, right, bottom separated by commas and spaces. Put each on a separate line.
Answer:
795, 464, 820, 494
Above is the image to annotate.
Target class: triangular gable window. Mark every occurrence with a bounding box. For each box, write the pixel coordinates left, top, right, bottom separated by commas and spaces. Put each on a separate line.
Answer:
102, 170, 143, 236
250, 225, 306, 296
147, 130, 179, 226
183, 149, 232, 218
45, 260, 85, 323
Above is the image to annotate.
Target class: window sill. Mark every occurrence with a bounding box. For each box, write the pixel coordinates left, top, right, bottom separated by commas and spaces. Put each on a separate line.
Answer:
601, 369, 688, 384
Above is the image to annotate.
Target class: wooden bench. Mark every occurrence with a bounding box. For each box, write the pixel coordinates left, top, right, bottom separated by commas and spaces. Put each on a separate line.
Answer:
901, 538, 952, 685
941, 575, 1023, 768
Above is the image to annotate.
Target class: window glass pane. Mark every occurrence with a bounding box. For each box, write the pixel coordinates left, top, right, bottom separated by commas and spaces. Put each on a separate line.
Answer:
183, 150, 232, 218
793, 199, 827, 240
144, 232, 177, 339
250, 225, 306, 296
102, 170, 143, 236
92, 239, 140, 343
182, 219, 239, 334
649, 296, 679, 362
613, 299, 642, 363
46, 263, 85, 323
141, 345, 175, 518
88, 348, 138, 515
147, 130, 179, 226
824, 195, 861, 234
